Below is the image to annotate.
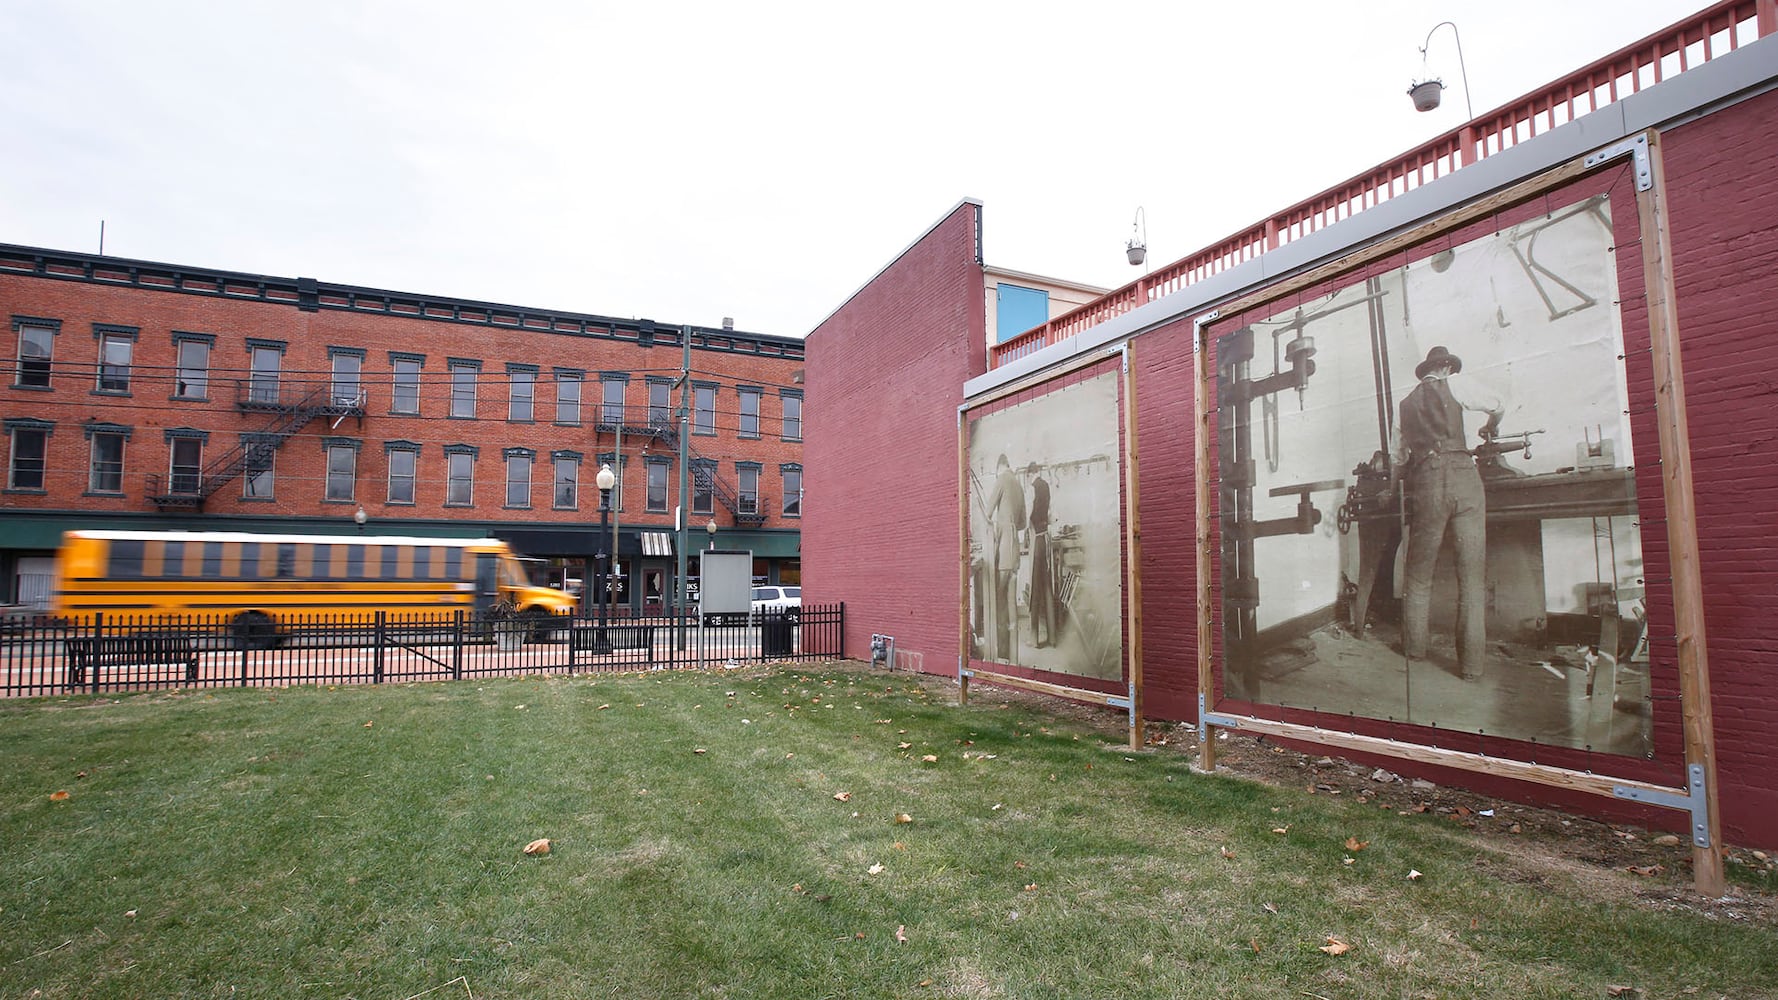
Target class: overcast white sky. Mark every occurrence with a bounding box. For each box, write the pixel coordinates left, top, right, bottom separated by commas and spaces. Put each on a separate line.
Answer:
0, 1, 1706, 338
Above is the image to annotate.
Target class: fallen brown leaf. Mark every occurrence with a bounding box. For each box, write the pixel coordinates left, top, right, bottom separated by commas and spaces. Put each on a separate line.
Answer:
1627, 864, 1663, 877
921, 755, 938, 763
897, 742, 913, 750
1319, 936, 1351, 956
1606, 987, 1639, 998
868, 863, 885, 875
1219, 846, 1236, 859
1407, 869, 1424, 881
833, 791, 852, 802
523, 838, 551, 856
1023, 883, 1038, 891
1271, 826, 1290, 835
49, 790, 70, 802
597, 704, 611, 710
1262, 902, 1278, 914
894, 813, 913, 824
1344, 837, 1369, 852
917, 979, 932, 988
894, 925, 908, 943
1250, 937, 1261, 953
363, 721, 374, 728
693, 748, 707, 755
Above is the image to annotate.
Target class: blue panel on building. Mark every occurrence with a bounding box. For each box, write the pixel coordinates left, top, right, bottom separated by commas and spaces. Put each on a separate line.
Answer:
995, 284, 1050, 344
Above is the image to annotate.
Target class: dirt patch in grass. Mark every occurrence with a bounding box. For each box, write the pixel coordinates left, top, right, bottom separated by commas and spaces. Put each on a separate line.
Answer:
888, 664, 1778, 924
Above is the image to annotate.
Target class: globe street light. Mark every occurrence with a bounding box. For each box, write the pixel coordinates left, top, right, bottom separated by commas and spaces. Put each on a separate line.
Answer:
353, 505, 367, 533
595, 463, 616, 634
706, 518, 717, 550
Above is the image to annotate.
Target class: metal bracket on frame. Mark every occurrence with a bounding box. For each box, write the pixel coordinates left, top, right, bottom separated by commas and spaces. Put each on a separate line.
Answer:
1583, 133, 1653, 192
1197, 692, 1244, 744
1613, 763, 1712, 848
1192, 309, 1222, 355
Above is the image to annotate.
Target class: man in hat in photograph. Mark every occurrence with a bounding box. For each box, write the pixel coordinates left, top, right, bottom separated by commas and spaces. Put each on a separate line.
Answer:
985, 453, 1027, 660
1397, 345, 1506, 680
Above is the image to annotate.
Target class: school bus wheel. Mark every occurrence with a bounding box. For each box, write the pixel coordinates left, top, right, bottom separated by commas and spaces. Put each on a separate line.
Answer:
232, 611, 279, 651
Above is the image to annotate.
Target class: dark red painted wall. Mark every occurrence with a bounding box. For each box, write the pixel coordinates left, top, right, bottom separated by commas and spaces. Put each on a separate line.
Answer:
803, 204, 986, 669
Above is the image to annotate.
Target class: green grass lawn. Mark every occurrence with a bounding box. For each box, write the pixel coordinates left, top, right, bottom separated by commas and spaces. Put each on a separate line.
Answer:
1, 665, 1772, 999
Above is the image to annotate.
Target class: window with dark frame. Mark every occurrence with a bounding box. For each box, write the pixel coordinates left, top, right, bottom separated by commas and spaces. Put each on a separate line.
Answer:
692, 459, 715, 515
646, 460, 669, 512
648, 379, 672, 428
506, 449, 533, 508
553, 452, 579, 509
555, 370, 582, 424
737, 464, 760, 515
95, 330, 134, 393
331, 349, 364, 406
168, 437, 203, 495
325, 442, 358, 501
249, 344, 282, 404
244, 439, 275, 500
6, 421, 50, 491
88, 429, 126, 494
781, 391, 803, 440
450, 361, 479, 419
14, 321, 55, 389
387, 444, 418, 504
446, 447, 476, 506
738, 387, 761, 438
508, 366, 536, 422
173, 337, 211, 399
694, 384, 716, 435
391, 355, 422, 415
782, 466, 803, 517
602, 377, 625, 425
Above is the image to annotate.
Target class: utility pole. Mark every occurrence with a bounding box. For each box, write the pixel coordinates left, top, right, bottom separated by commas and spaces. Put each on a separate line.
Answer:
674, 326, 692, 651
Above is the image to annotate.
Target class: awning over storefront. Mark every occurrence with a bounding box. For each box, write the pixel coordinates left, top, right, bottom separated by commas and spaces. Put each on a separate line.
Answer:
641, 531, 673, 557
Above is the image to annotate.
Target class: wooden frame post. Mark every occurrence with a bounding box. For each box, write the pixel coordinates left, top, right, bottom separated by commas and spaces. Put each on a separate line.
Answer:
958, 411, 971, 705
1194, 313, 1218, 771
1637, 130, 1725, 895
1122, 343, 1145, 749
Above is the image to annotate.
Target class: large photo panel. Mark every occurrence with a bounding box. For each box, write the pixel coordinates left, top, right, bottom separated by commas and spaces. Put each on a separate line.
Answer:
968, 371, 1124, 681
1216, 192, 1651, 756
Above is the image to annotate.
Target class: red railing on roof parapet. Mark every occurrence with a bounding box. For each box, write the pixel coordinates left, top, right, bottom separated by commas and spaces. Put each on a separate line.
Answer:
990, 0, 1776, 369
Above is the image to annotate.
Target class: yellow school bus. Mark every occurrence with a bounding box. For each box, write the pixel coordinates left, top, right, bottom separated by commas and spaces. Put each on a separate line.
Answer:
52, 530, 578, 647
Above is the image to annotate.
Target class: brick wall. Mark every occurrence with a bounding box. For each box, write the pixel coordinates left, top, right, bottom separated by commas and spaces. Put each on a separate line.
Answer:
803, 203, 986, 669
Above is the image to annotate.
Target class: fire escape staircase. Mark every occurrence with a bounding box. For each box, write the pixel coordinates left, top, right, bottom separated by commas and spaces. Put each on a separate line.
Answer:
595, 406, 769, 529
147, 380, 367, 510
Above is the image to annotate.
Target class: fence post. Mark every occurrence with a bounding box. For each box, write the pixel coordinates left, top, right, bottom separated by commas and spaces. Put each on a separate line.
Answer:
567, 608, 579, 675
90, 612, 104, 694
837, 601, 845, 661
374, 611, 386, 684
451, 609, 463, 681
237, 612, 249, 686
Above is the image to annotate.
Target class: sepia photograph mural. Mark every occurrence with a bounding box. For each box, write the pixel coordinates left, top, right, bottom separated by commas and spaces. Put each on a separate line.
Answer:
1216, 192, 1652, 756
968, 371, 1124, 681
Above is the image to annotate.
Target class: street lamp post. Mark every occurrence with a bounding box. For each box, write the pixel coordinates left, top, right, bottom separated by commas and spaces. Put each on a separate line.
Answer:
595, 463, 616, 634
706, 518, 717, 550
353, 506, 367, 533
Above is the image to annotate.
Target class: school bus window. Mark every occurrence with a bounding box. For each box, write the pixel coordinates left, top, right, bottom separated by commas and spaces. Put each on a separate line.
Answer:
206, 542, 226, 578
111, 539, 145, 579
444, 548, 462, 579
347, 544, 367, 580
277, 543, 296, 579
414, 546, 432, 580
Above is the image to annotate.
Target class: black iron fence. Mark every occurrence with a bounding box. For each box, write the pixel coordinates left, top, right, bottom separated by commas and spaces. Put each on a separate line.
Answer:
0, 603, 842, 698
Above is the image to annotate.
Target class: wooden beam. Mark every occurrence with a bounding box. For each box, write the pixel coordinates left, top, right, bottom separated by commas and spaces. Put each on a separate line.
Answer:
965, 668, 1130, 710
957, 412, 971, 705
1122, 343, 1145, 750
1194, 316, 1218, 772
1637, 129, 1725, 896
1210, 712, 1693, 804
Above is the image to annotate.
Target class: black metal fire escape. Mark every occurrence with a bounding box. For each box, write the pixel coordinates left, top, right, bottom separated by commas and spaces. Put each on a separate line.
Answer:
596, 405, 769, 528
147, 380, 366, 510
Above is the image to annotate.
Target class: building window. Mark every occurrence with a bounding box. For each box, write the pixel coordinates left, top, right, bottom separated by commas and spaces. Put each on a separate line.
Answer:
554, 370, 582, 425
601, 376, 626, 425
737, 464, 760, 515
781, 391, 803, 441
95, 327, 136, 394
390, 355, 423, 415
13, 319, 57, 389
692, 459, 716, 515
694, 383, 717, 435
323, 439, 360, 502
505, 448, 534, 508
167, 433, 205, 495
508, 365, 536, 422
331, 348, 365, 406
450, 360, 480, 419
781, 465, 803, 518
646, 459, 669, 513
738, 387, 761, 439
243, 436, 275, 500
248, 342, 283, 405
6, 419, 52, 491
552, 451, 580, 510
648, 379, 672, 428
86, 423, 130, 495
386, 441, 420, 505
173, 334, 212, 400
445, 446, 477, 506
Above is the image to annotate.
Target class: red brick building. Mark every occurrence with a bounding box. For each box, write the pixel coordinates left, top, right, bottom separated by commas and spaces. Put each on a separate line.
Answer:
1, 244, 805, 613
